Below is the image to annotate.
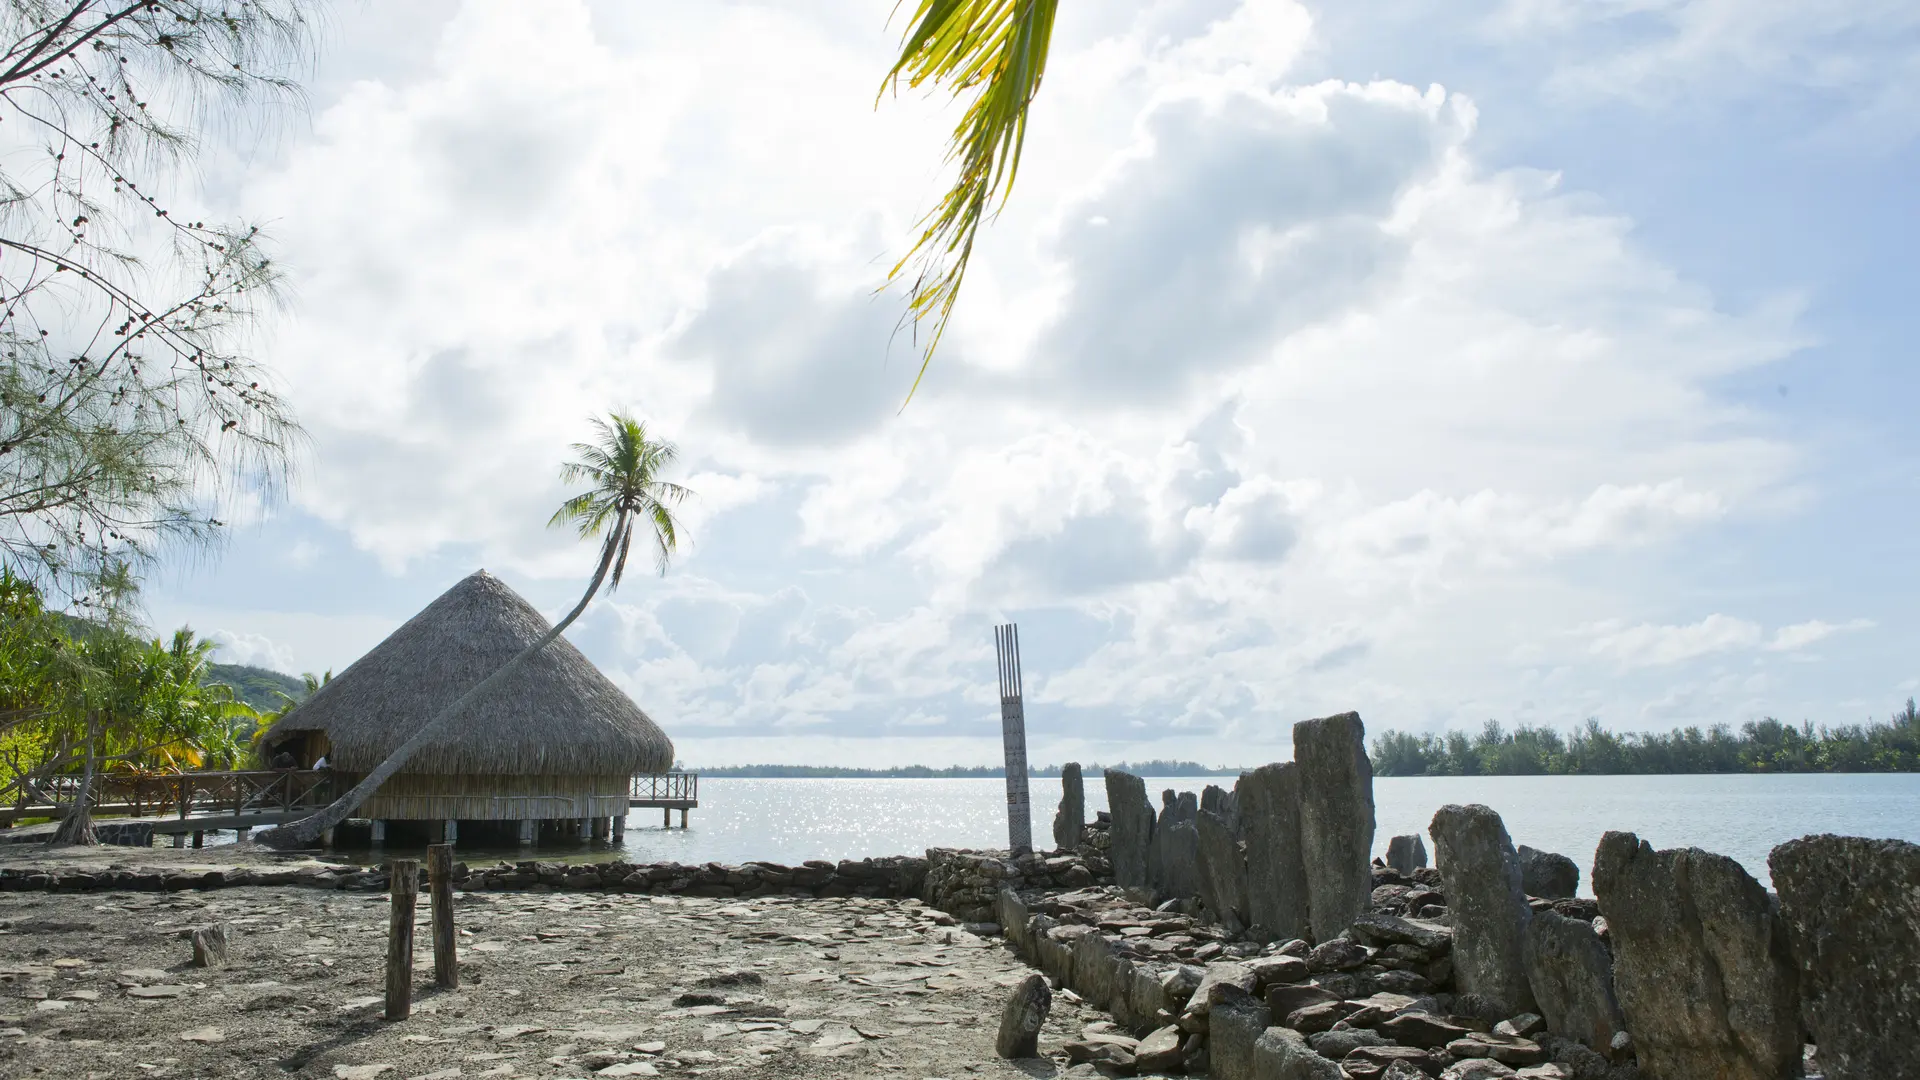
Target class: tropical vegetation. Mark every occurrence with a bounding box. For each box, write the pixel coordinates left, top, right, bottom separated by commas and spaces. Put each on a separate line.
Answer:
0, 568, 316, 842
1370, 705, 1920, 776
0, 1, 315, 604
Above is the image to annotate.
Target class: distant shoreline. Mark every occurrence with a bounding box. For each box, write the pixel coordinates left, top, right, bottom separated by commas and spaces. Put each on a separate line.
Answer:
688, 762, 1242, 779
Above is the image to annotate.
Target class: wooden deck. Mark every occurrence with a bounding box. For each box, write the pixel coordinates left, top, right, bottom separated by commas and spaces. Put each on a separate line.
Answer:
3, 769, 704, 840
630, 772, 698, 828
2, 770, 335, 829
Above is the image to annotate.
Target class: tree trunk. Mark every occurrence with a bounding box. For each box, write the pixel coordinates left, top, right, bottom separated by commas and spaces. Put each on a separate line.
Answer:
254, 540, 620, 850
48, 713, 100, 846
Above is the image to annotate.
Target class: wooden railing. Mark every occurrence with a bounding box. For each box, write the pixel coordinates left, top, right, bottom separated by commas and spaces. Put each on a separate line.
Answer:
11, 770, 335, 822
629, 771, 697, 804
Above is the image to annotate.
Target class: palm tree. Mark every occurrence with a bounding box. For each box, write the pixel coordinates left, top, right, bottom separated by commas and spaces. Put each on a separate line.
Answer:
255, 413, 691, 849
881, 0, 1060, 403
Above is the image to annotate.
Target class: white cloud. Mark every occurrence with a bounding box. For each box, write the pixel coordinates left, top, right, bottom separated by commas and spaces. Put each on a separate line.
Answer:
1767, 619, 1875, 652
154, 0, 1896, 764
1490, 0, 1920, 132
1588, 615, 1764, 668
208, 630, 298, 674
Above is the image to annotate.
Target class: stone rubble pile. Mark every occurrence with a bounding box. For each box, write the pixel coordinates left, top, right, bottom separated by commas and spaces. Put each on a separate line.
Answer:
924, 846, 1104, 924
991, 860, 1645, 1079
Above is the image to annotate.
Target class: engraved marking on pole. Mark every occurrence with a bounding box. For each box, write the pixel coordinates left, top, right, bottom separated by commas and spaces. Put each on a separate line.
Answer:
996, 622, 1033, 855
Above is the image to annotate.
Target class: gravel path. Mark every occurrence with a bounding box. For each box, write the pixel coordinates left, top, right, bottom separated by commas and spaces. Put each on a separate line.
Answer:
0, 884, 1092, 1079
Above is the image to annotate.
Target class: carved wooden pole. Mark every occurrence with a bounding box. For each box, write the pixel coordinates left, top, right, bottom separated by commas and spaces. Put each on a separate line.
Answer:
385, 859, 420, 1020
995, 623, 1033, 856
427, 843, 458, 989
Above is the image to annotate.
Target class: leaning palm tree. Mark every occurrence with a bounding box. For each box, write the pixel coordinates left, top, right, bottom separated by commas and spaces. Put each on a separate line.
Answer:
881, 0, 1060, 404
255, 413, 691, 848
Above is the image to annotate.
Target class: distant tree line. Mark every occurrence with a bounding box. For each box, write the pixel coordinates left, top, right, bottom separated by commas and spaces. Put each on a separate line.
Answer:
1371, 702, 1920, 776
693, 760, 1237, 779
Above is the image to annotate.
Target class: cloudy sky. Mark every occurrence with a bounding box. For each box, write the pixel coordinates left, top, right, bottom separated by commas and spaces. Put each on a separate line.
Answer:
145, 0, 1920, 769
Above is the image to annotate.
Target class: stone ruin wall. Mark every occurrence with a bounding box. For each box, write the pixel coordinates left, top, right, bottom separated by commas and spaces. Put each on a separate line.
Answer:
984, 710, 1915, 1080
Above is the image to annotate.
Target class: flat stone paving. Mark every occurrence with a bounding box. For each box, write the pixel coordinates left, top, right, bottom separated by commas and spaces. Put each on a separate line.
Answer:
0, 885, 1094, 1079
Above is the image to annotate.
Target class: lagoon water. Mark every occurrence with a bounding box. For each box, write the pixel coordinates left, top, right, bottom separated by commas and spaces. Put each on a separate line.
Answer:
274, 773, 1920, 890
581, 773, 1920, 891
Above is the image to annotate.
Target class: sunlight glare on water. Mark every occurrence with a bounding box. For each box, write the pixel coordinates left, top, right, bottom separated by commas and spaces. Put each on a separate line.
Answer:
222, 773, 1920, 890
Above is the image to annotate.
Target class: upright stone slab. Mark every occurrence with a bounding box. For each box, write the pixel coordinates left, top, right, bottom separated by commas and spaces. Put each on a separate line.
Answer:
1053, 762, 1086, 852
1294, 712, 1376, 942
1428, 804, 1537, 1014
1195, 808, 1250, 936
1386, 834, 1428, 875
1206, 990, 1271, 1080
1151, 789, 1202, 901
995, 973, 1052, 1059
1591, 831, 1800, 1080
1237, 762, 1309, 942
1769, 834, 1920, 1080
1105, 770, 1155, 893
1517, 845, 1580, 900
1201, 782, 1232, 817
1524, 908, 1624, 1050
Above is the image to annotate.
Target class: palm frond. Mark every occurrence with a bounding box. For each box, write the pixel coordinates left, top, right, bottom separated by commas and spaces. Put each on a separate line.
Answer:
881, 0, 1059, 406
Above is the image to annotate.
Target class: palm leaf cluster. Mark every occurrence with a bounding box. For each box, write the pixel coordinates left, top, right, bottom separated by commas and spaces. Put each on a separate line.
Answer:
883, 0, 1059, 403
549, 413, 691, 589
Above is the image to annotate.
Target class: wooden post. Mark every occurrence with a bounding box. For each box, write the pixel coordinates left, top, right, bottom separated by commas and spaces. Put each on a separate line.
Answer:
995, 623, 1034, 856
662, 807, 670, 828
441, 819, 458, 846
427, 843, 457, 989
191, 830, 204, 849
679, 808, 688, 828
370, 819, 387, 847
611, 814, 625, 841
385, 859, 420, 1020
517, 818, 535, 846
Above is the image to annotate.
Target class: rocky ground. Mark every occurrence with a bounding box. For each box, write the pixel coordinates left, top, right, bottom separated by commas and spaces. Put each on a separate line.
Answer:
0, 874, 1109, 1079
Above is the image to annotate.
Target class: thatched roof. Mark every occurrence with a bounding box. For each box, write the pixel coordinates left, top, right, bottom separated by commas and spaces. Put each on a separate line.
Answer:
265, 570, 672, 776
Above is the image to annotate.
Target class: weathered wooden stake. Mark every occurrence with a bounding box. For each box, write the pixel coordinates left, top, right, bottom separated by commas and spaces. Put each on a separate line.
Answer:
427, 843, 457, 989
385, 858, 420, 1020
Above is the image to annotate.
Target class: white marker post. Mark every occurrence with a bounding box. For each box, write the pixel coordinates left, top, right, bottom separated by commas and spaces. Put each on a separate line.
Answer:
995, 623, 1033, 856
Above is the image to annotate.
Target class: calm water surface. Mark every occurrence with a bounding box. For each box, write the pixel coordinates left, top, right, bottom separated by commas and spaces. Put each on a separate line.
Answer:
347, 773, 1920, 891
212, 774, 1919, 888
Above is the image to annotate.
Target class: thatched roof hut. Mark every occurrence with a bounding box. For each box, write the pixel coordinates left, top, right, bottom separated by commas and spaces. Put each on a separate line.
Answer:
265, 569, 671, 822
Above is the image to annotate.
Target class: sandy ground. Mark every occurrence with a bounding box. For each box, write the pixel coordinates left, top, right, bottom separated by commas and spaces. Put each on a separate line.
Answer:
0, 867, 1103, 1080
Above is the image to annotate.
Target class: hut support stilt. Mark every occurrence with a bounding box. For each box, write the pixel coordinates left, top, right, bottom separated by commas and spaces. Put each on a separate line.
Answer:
612, 815, 625, 841
172, 833, 186, 849
679, 808, 688, 828
236, 827, 249, 842
517, 819, 534, 846
439, 819, 458, 846
191, 831, 204, 848
591, 817, 609, 841
370, 819, 386, 847
663, 807, 671, 828
321, 827, 335, 848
